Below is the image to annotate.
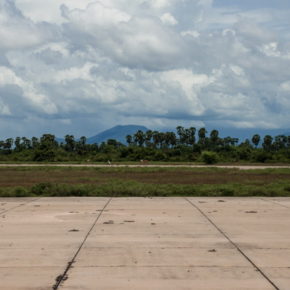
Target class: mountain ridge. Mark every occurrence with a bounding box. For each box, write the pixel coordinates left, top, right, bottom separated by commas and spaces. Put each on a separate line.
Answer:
56, 125, 290, 144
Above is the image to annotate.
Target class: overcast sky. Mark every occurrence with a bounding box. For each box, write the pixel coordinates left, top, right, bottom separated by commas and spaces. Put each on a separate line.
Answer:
0, 0, 290, 138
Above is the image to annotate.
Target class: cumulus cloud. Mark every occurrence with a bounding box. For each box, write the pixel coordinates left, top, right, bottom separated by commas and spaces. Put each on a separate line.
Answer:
0, 66, 58, 115
61, 2, 186, 70
0, 0, 290, 138
0, 0, 57, 50
160, 13, 178, 25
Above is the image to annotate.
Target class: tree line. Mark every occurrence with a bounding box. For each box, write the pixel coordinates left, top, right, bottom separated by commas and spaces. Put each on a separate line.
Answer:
0, 127, 289, 163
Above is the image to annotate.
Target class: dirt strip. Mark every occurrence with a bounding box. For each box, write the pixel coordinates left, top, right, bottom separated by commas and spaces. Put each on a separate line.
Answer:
0, 163, 289, 169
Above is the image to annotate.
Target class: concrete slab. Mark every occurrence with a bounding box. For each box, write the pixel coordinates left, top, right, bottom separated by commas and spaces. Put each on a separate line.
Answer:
0, 267, 64, 290
187, 197, 290, 290
0, 197, 289, 289
242, 249, 290, 267
60, 267, 273, 290
187, 197, 290, 249
0, 197, 109, 290
266, 197, 290, 209
262, 268, 290, 290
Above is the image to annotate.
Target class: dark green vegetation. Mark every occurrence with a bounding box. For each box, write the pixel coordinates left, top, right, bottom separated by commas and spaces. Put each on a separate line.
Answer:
0, 166, 290, 197
0, 127, 289, 163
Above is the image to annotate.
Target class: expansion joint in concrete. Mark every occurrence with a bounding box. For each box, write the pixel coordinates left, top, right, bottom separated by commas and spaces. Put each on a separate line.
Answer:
0, 197, 42, 215
184, 197, 280, 290
52, 197, 113, 290
260, 198, 290, 209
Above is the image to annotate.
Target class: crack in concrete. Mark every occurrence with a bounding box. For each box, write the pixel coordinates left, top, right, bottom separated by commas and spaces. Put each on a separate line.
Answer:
184, 198, 280, 290
52, 197, 112, 290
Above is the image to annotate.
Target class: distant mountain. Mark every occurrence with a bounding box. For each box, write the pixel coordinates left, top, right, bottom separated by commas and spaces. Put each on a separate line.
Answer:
56, 137, 64, 143
56, 126, 290, 145
87, 125, 149, 144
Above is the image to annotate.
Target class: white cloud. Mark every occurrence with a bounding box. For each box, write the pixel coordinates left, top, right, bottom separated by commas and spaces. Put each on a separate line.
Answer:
62, 2, 184, 70
0, 0, 290, 138
0, 1, 51, 50
52, 63, 95, 84
181, 30, 200, 38
281, 81, 290, 91
230, 65, 245, 76
62, 2, 131, 27
15, 0, 92, 24
160, 13, 178, 25
0, 66, 57, 115
0, 100, 11, 116
149, 0, 176, 9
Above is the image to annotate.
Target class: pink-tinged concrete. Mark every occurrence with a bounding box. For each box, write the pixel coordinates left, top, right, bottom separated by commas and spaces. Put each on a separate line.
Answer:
187, 197, 290, 290
0, 197, 109, 290
0, 197, 290, 289
60, 267, 272, 290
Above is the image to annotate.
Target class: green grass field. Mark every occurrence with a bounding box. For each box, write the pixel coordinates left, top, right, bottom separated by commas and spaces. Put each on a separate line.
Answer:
0, 166, 290, 197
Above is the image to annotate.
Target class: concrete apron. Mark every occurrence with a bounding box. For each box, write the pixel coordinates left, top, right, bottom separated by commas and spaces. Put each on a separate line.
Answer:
0, 197, 289, 289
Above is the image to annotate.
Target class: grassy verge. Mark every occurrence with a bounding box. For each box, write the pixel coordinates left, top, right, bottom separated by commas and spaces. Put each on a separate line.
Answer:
1, 166, 290, 185
1, 167, 290, 197
1, 179, 290, 198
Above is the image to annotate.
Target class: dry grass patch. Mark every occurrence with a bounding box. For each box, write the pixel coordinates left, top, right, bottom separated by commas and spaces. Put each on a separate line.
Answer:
0, 167, 290, 187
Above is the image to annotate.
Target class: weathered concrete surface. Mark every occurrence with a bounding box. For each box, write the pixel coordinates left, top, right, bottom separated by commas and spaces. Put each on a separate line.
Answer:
0, 198, 37, 215
0, 197, 290, 289
0, 197, 109, 290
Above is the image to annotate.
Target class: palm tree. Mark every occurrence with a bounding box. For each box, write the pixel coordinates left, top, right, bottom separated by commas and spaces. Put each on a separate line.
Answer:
168, 132, 177, 147
210, 130, 219, 144
65, 135, 75, 152
22, 137, 31, 149
31, 137, 39, 149
273, 135, 287, 150
134, 130, 145, 147
198, 127, 207, 147
187, 127, 196, 146
145, 130, 153, 147
251, 134, 260, 148
152, 131, 160, 148
4, 138, 14, 150
164, 132, 176, 148
176, 126, 186, 145
287, 136, 290, 148
14, 137, 21, 151
126, 135, 133, 146
263, 135, 273, 151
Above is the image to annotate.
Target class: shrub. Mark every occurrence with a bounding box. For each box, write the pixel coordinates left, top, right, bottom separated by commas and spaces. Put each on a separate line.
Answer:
14, 187, 29, 197
217, 188, 235, 196
153, 151, 167, 161
31, 183, 54, 195
253, 151, 272, 163
201, 151, 218, 164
